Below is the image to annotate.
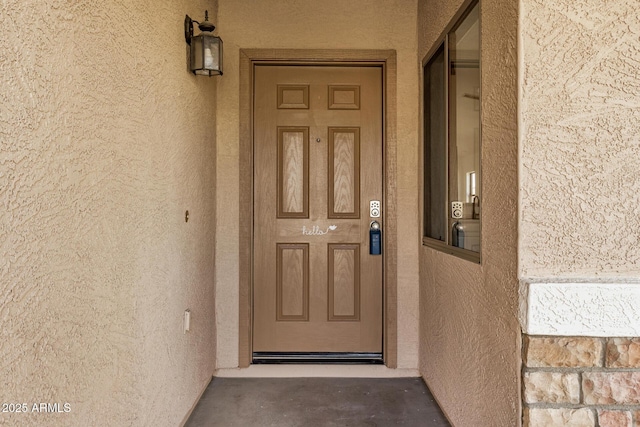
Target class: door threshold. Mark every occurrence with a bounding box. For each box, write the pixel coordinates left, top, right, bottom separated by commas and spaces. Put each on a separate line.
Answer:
216, 365, 421, 378
253, 352, 383, 365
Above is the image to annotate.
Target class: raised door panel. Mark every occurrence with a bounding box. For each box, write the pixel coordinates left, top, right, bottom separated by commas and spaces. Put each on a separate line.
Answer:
328, 127, 360, 219
328, 244, 361, 321
278, 85, 310, 109
278, 127, 309, 218
328, 85, 361, 110
276, 244, 309, 321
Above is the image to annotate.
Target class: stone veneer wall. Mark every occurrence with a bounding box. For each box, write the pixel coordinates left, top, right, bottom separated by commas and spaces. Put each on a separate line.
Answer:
523, 336, 640, 427
520, 0, 640, 425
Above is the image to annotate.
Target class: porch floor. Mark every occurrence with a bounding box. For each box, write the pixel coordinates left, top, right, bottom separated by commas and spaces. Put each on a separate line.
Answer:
185, 377, 451, 426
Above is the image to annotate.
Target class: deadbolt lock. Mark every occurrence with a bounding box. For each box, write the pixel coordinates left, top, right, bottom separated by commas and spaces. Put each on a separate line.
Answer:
369, 200, 381, 218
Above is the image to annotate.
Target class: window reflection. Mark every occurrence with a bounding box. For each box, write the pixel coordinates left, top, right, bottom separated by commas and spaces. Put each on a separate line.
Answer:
449, 2, 480, 253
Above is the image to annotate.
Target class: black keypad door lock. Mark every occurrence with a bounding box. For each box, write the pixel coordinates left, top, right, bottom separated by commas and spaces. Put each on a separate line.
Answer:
369, 221, 382, 255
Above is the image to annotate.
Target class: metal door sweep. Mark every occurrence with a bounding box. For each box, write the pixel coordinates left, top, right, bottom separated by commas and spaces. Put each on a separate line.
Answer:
252, 352, 383, 364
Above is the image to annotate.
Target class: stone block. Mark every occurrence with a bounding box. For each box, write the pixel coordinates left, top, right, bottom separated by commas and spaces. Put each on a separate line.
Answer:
607, 338, 640, 368
523, 371, 580, 403
525, 336, 603, 367
524, 408, 595, 427
598, 410, 632, 427
634, 411, 640, 427
583, 372, 640, 405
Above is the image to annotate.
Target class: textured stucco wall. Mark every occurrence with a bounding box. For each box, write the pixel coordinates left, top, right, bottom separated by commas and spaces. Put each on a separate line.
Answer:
1, 1, 217, 426
520, 0, 640, 279
418, 0, 521, 425
216, 0, 420, 369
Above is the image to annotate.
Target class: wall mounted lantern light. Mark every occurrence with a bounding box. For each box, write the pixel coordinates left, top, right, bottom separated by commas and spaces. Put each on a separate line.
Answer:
184, 11, 223, 76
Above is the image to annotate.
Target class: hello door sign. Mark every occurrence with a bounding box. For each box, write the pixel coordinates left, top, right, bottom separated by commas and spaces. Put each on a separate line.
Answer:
302, 225, 337, 236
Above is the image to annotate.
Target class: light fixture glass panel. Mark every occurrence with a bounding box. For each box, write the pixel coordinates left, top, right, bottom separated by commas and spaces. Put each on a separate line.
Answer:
191, 36, 203, 71
206, 37, 222, 75
203, 38, 217, 69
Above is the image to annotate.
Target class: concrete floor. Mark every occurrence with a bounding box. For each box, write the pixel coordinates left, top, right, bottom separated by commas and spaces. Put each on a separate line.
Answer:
185, 377, 451, 426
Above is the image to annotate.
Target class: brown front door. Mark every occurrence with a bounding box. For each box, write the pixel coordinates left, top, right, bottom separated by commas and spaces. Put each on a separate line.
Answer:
253, 64, 383, 356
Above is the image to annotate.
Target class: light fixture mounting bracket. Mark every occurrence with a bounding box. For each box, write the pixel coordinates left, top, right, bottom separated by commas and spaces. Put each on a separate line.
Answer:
184, 15, 195, 45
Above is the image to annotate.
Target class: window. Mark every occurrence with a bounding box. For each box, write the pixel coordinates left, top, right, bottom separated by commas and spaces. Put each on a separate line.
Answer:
423, 0, 481, 262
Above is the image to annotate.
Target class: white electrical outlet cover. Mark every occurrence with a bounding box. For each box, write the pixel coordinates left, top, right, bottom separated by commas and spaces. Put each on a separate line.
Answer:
184, 310, 191, 333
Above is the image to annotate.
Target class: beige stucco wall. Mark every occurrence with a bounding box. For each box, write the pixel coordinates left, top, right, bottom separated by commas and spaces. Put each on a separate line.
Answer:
215, 0, 420, 369
418, 0, 520, 425
520, 0, 640, 280
1, 1, 217, 426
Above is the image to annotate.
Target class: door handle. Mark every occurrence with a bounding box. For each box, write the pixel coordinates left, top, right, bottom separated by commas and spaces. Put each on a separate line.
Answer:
369, 221, 382, 255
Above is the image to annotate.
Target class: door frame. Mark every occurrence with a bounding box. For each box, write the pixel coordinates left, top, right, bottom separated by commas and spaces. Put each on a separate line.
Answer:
238, 49, 398, 368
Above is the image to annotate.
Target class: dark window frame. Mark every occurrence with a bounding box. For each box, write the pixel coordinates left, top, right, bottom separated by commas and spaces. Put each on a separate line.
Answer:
422, 0, 481, 264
